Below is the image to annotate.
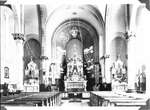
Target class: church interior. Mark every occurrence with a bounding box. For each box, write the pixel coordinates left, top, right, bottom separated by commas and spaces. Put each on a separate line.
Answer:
0, 0, 150, 109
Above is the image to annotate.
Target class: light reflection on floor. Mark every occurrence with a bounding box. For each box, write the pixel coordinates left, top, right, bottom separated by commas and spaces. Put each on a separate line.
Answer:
60, 98, 90, 107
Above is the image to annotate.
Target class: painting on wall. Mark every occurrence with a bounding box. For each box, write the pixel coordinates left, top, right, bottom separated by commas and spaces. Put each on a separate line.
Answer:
4, 67, 9, 78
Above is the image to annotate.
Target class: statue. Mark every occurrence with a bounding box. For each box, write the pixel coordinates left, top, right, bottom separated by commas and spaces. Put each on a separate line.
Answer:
138, 65, 146, 92
111, 54, 127, 91
24, 56, 39, 85
115, 55, 123, 75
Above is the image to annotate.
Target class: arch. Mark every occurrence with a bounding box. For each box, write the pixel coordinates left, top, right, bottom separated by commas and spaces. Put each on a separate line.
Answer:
110, 36, 127, 65
51, 19, 99, 62
25, 33, 40, 43
46, 5, 105, 33
23, 38, 41, 71
45, 5, 105, 63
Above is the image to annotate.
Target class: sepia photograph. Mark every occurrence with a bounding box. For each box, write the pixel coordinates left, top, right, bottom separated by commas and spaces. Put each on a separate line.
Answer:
0, 0, 150, 110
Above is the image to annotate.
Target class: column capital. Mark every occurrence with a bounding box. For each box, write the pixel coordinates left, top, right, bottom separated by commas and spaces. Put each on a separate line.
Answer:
100, 54, 110, 60
125, 31, 136, 40
12, 33, 25, 41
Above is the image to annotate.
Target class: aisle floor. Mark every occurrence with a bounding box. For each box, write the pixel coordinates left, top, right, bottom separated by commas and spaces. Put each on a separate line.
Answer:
60, 98, 90, 107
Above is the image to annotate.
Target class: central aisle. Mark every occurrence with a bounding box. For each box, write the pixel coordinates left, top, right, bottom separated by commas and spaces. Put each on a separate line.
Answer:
60, 98, 90, 107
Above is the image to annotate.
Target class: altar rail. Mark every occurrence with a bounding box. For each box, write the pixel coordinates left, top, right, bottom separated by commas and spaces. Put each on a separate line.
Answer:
1, 92, 61, 106
90, 91, 149, 107
64, 81, 86, 92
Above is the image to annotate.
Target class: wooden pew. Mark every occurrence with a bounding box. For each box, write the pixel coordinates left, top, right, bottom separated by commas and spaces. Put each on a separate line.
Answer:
0, 100, 40, 106
90, 91, 148, 107
16, 92, 61, 106
106, 98, 147, 106
1, 92, 33, 102
1, 92, 61, 107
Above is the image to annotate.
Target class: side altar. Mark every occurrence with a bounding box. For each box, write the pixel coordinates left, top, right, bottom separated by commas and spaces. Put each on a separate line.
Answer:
110, 55, 128, 92
24, 57, 39, 92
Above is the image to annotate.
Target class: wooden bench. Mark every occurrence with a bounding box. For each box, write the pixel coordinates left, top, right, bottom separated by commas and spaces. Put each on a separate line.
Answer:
90, 91, 148, 107
14, 92, 60, 106
0, 100, 40, 106
1, 92, 61, 107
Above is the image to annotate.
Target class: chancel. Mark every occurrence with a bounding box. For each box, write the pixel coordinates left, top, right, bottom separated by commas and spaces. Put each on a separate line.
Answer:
0, 1, 150, 109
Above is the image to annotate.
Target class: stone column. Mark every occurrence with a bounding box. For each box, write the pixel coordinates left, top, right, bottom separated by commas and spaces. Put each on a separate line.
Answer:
100, 54, 110, 83
38, 5, 48, 84
99, 35, 104, 83
12, 33, 24, 90
0, 6, 2, 81
40, 56, 48, 84
14, 4, 24, 33
11, 4, 24, 90
127, 4, 138, 92
0, 4, 7, 80
104, 54, 111, 83
127, 32, 137, 92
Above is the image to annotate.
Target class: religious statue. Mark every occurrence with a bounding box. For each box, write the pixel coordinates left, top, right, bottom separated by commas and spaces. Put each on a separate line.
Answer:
136, 65, 146, 93
111, 55, 127, 91
115, 55, 123, 76
24, 56, 39, 85
138, 71, 146, 92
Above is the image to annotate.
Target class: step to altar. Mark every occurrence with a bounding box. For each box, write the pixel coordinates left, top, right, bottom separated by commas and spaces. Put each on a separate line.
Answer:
61, 92, 90, 99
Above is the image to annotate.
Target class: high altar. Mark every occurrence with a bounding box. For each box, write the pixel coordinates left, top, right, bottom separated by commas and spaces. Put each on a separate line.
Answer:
64, 26, 87, 92
64, 55, 87, 92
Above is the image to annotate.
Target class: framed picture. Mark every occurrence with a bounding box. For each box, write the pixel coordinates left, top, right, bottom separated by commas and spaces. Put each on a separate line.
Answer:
4, 67, 9, 78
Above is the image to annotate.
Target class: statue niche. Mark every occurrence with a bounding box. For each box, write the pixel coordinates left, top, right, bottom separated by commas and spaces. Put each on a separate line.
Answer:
24, 57, 39, 85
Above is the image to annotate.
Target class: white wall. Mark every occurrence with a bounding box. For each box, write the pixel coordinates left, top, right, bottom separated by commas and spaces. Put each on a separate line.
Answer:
0, 6, 18, 84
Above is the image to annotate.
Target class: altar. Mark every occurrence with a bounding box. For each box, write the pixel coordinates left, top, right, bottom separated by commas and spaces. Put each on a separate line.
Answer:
111, 55, 128, 92
64, 27, 87, 92
64, 81, 87, 92
24, 57, 39, 92
64, 55, 87, 92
